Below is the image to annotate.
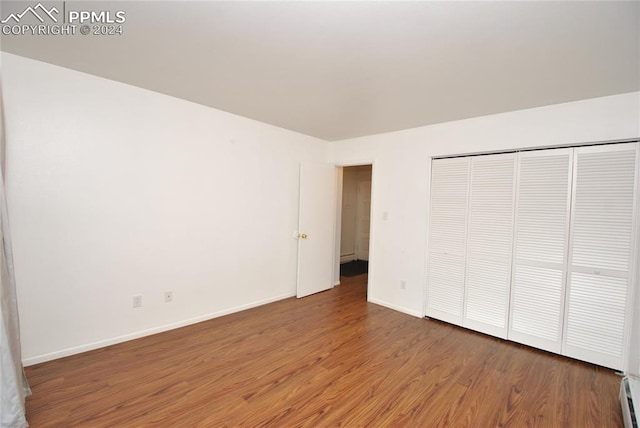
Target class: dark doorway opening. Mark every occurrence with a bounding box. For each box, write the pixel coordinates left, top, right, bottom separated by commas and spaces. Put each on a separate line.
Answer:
340, 260, 368, 277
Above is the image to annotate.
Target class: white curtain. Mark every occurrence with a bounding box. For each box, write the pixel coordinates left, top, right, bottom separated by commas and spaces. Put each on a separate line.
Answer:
0, 71, 30, 428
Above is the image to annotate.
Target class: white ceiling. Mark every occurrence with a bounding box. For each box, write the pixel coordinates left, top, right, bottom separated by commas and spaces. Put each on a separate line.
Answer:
1, 1, 638, 141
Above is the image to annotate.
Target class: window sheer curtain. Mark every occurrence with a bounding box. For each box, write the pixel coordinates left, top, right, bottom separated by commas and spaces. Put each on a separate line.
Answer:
0, 74, 30, 428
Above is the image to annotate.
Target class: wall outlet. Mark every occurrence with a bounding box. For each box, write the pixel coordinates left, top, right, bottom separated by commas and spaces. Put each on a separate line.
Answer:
400, 280, 407, 290
133, 295, 142, 308
164, 291, 173, 303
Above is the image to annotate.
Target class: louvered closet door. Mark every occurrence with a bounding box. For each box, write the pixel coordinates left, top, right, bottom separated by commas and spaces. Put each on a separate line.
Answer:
563, 143, 638, 370
463, 153, 516, 338
426, 157, 470, 325
509, 149, 572, 353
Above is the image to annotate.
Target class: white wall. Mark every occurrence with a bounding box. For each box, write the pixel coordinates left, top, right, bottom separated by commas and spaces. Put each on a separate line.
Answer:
1, 53, 329, 364
340, 168, 358, 259
340, 165, 372, 261
330, 92, 640, 321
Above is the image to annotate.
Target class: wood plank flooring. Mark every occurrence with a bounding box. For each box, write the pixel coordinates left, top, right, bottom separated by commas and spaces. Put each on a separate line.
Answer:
24, 274, 623, 427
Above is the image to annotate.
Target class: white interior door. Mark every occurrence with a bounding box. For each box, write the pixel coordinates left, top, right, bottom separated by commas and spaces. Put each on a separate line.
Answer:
463, 153, 516, 339
563, 143, 638, 369
426, 157, 470, 325
355, 180, 371, 261
509, 148, 572, 353
297, 162, 337, 298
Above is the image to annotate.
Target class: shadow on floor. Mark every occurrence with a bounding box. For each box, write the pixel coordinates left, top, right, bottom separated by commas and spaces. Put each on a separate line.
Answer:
340, 260, 368, 277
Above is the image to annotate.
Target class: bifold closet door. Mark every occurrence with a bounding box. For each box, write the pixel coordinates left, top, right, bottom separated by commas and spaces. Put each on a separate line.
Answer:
509, 149, 572, 353
563, 143, 638, 370
426, 157, 470, 325
463, 153, 516, 338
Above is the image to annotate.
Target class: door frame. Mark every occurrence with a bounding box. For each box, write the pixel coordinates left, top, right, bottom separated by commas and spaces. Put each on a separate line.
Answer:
623, 143, 640, 374
333, 161, 376, 297
355, 178, 372, 261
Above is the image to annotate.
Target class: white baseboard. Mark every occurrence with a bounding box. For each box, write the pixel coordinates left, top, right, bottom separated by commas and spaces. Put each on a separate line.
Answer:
368, 298, 423, 318
22, 292, 296, 366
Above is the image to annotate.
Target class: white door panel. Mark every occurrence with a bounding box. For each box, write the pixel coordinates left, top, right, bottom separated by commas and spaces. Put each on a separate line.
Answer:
426, 157, 470, 325
426, 253, 466, 324
463, 153, 515, 339
563, 272, 628, 368
297, 162, 336, 298
510, 264, 565, 352
509, 149, 572, 353
355, 180, 371, 260
563, 143, 638, 369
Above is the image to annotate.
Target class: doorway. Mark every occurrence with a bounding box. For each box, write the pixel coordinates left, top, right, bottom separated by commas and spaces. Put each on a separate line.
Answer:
337, 165, 372, 280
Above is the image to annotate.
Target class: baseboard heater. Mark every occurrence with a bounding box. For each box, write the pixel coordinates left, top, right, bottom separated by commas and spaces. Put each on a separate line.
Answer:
621, 376, 639, 428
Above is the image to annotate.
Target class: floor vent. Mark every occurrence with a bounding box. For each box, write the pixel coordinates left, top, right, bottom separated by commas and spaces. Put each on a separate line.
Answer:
621, 376, 639, 428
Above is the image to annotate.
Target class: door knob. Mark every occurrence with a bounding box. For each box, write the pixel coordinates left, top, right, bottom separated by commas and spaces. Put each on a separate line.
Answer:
301, 233, 308, 239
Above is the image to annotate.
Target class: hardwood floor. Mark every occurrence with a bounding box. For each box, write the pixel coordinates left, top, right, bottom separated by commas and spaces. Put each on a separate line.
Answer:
25, 274, 622, 427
